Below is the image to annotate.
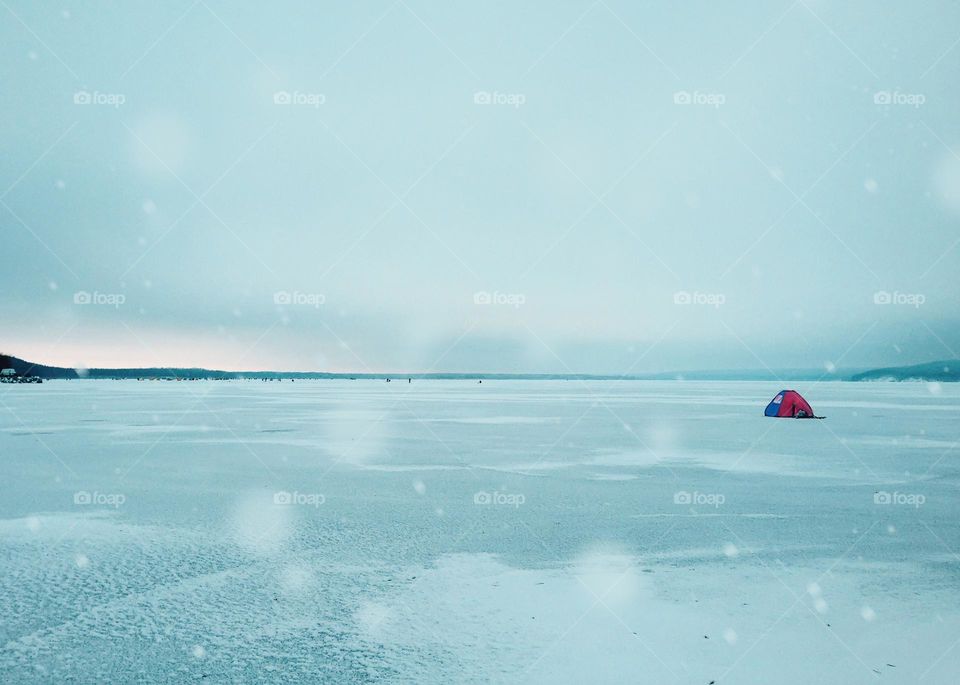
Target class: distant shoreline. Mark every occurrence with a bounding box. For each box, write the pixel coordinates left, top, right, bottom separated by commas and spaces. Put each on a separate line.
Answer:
3, 354, 958, 383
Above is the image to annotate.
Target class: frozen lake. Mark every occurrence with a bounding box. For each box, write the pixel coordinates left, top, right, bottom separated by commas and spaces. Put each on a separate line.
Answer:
1, 379, 958, 683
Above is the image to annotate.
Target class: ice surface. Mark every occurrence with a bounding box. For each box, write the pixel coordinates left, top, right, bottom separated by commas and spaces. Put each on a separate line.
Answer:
1, 380, 959, 683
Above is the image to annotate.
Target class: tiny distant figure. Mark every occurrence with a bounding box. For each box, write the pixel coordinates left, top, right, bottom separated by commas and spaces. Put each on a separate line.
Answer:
478, 379, 482, 384
386, 378, 391, 383
408, 378, 411, 383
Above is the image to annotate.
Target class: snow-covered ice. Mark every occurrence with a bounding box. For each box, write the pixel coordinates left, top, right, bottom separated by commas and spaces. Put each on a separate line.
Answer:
1, 380, 958, 683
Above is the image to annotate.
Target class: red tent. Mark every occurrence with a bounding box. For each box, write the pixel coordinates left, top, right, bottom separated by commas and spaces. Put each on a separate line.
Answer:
764, 390, 816, 418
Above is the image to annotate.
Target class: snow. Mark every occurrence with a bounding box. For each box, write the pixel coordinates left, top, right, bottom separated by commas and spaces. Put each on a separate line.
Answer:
1, 379, 959, 683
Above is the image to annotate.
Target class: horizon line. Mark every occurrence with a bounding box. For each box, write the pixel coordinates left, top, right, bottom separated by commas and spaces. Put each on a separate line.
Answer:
5, 352, 956, 381
0, 351, 873, 380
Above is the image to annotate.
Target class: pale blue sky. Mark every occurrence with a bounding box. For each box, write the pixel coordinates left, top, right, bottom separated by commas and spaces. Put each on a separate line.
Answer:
2, 1, 958, 373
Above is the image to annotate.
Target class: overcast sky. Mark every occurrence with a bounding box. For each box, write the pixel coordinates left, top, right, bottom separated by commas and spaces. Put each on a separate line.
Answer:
2, 1, 958, 373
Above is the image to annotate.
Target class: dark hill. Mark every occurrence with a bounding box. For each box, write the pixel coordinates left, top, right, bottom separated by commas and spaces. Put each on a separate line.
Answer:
849, 360, 960, 382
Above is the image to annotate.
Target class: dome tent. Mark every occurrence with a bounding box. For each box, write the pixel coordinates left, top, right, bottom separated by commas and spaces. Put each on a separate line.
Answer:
764, 390, 820, 418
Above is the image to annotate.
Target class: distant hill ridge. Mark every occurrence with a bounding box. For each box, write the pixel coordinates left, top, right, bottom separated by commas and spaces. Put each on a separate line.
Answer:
2, 353, 957, 382
849, 360, 959, 382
